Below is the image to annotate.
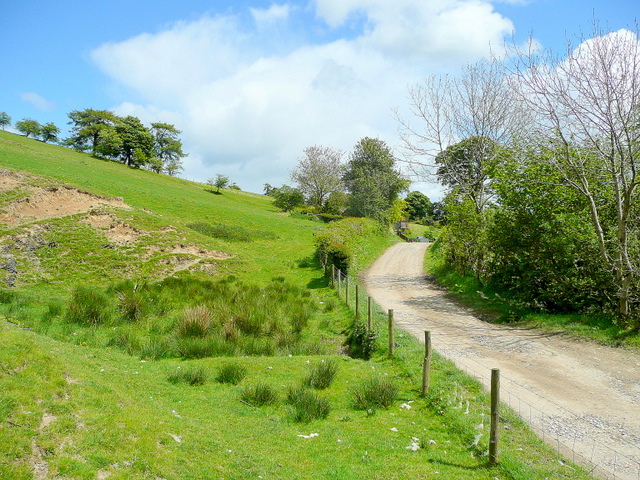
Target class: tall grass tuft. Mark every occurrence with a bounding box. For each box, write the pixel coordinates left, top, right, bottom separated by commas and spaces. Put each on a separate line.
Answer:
286, 387, 331, 422
352, 376, 399, 411
65, 286, 113, 326
240, 383, 278, 407
216, 362, 247, 385
178, 305, 213, 337
167, 366, 208, 385
304, 359, 338, 390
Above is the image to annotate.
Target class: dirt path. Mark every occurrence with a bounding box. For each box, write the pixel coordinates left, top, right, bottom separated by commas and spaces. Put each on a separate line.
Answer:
362, 243, 640, 480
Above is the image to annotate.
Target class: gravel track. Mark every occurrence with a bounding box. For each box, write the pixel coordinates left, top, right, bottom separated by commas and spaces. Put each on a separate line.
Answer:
362, 242, 640, 480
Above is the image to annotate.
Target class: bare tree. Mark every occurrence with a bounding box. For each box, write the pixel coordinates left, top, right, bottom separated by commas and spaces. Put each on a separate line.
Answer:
290, 145, 344, 207
509, 26, 640, 321
397, 58, 528, 213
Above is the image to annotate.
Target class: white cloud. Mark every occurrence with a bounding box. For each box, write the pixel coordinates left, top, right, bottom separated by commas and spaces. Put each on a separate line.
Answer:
20, 92, 55, 111
91, 0, 521, 196
250, 4, 292, 27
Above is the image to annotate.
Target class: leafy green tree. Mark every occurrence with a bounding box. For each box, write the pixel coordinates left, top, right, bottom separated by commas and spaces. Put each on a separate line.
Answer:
39, 122, 60, 143
151, 122, 186, 176
15, 118, 41, 138
0, 112, 11, 130
67, 109, 118, 153
489, 150, 611, 313
290, 145, 344, 207
115, 116, 154, 167
207, 174, 229, 193
435, 136, 502, 214
322, 191, 349, 215
343, 137, 409, 223
404, 191, 433, 221
272, 185, 304, 212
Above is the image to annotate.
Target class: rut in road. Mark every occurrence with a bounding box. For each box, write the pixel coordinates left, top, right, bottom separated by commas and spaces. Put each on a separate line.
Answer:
362, 242, 640, 480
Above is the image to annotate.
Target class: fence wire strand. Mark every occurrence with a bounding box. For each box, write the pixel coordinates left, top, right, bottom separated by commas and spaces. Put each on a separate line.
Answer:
331, 266, 640, 480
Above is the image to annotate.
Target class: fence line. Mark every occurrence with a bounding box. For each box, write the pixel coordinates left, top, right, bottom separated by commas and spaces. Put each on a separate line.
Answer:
330, 266, 640, 480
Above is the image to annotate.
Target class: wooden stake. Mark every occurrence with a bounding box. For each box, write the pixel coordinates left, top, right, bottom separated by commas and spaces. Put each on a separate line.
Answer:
422, 331, 432, 396
388, 309, 394, 358
489, 368, 500, 465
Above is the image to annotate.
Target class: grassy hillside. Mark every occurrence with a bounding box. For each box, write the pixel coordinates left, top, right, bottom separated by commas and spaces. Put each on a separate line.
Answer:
0, 131, 594, 479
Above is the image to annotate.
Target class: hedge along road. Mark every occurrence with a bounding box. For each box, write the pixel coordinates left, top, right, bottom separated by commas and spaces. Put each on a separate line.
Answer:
362, 242, 640, 480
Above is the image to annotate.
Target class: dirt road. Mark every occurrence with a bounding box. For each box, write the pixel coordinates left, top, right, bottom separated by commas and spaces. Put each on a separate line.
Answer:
362, 243, 640, 480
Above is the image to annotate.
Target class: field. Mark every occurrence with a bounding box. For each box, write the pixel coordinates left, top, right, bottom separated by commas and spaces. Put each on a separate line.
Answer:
0, 131, 594, 479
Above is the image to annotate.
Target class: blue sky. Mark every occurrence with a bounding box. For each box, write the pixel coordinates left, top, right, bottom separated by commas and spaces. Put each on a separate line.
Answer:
1, 0, 638, 197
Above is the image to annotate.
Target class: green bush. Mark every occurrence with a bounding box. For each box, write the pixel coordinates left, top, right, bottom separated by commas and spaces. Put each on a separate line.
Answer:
304, 359, 338, 390
286, 387, 331, 422
240, 383, 278, 407
65, 287, 113, 326
343, 319, 377, 360
216, 362, 247, 385
352, 376, 398, 411
167, 366, 208, 385
177, 306, 213, 337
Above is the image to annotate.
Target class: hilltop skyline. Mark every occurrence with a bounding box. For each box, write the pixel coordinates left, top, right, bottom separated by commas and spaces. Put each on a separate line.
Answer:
2, 0, 638, 197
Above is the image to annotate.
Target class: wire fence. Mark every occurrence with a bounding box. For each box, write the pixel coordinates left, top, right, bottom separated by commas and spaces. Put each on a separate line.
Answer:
330, 266, 640, 480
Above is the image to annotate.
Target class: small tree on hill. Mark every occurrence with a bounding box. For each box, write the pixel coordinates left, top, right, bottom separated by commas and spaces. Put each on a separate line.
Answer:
15, 118, 41, 138
40, 122, 60, 143
272, 185, 305, 212
290, 145, 344, 207
0, 112, 11, 130
207, 174, 229, 193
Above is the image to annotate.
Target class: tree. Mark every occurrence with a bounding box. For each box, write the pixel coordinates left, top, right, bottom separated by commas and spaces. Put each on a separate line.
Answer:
67, 109, 118, 153
397, 58, 527, 212
342, 137, 410, 223
15, 118, 41, 138
404, 191, 433, 221
290, 145, 344, 207
39, 122, 60, 143
207, 174, 229, 193
435, 136, 505, 214
114, 116, 155, 167
272, 185, 304, 212
509, 26, 640, 323
151, 122, 187, 176
0, 112, 11, 130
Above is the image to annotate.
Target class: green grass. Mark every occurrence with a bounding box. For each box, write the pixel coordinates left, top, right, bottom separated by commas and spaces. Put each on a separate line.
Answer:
0, 132, 598, 479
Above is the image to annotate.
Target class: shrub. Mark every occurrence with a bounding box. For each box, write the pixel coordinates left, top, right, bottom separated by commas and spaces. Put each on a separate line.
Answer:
240, 383, 278, 407
167, 366, 207, 385
65, 287, 112, 326
304, 359, 338, 390
216, 362, 247, 385
177, 306, 213, 337
343, 319, 377, 360
176, 336, 218, 359
352, 376, 398, 411
286, 387, 331, 422
139, 336, 172, 360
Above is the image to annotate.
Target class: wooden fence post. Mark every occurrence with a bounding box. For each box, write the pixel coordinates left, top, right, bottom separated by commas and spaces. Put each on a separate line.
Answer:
337, 269, 341, 296
489, 368, 500, 465
331, 264, 335, 288
422, 331, 432, 396
388, 309, 394, 358
355, 285, 360, 318
345, 275, 349, 307
367, 297, 372, 332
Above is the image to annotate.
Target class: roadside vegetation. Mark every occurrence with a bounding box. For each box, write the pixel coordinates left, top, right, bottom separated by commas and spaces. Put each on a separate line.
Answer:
0, 130, 597, 479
